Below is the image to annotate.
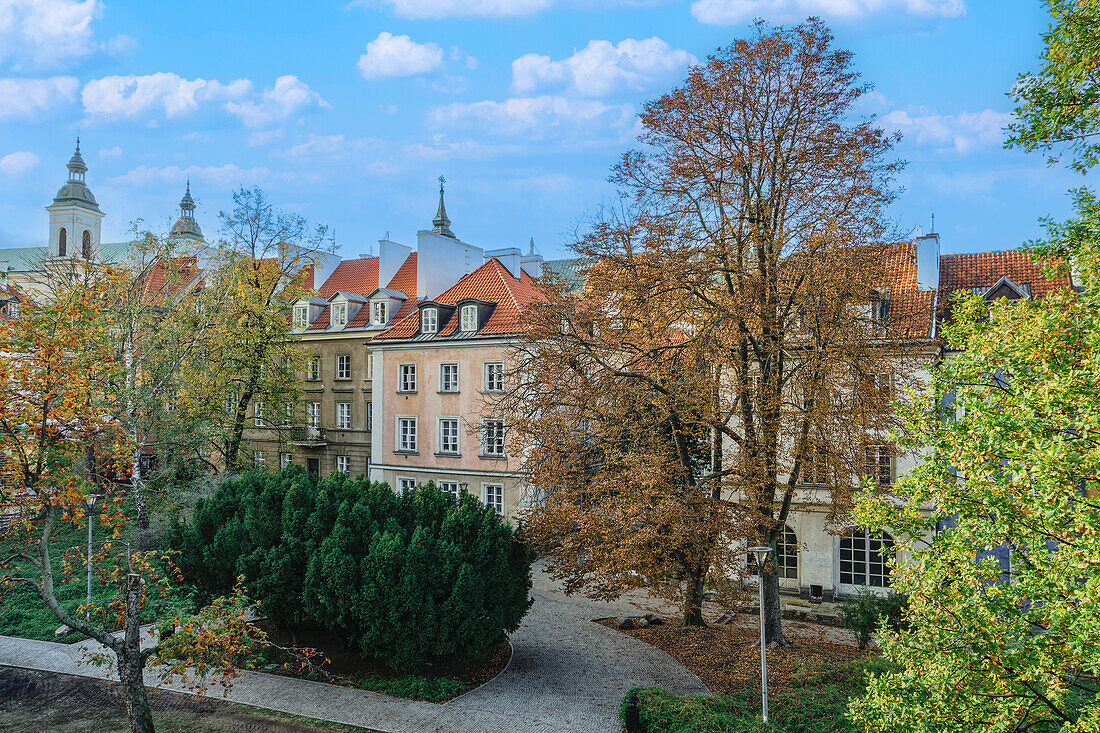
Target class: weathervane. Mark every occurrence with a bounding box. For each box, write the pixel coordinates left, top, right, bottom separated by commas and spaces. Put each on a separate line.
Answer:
438, 174, 446, 192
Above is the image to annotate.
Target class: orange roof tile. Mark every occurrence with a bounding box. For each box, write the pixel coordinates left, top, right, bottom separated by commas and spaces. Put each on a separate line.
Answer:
937, 249, 1072, 323
317, 257, 379, 298
140, 255, 202, 305
374, 258, 545, 340
385, 252, 417, 296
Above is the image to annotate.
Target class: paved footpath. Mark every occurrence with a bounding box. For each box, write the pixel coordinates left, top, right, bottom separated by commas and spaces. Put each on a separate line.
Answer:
0, 565, 708, 733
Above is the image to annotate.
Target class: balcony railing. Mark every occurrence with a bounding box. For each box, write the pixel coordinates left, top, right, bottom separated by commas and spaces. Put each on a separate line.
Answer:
286, 425, 327, 445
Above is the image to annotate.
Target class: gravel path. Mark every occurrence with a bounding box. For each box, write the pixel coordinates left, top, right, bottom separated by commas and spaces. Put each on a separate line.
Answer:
0, 563, 708, 732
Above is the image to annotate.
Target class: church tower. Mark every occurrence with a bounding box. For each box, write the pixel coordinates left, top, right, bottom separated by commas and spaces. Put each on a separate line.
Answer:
170, 180, 204, 244
45, 139, 103, 261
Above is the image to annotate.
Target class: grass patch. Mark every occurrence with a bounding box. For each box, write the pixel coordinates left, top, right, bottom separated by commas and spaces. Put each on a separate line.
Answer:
624, 656, 892, 733
351, 675, 468, 702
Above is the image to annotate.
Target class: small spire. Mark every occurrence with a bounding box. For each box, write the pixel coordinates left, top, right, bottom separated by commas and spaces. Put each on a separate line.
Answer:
432, 174, 456, 238
529, 237, 535, 255
180, 179, 195, 212
67, 137, 87, 178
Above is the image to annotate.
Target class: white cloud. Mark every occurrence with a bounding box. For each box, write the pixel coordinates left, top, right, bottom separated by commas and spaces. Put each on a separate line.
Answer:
882, 107, 1012, 153
362, 0, 551, 19
690, 0, 965, 25
430, 95, 636, 142
357, 32, 444, 80
513, 37, 695, 97
0, 75, 78, 120
403, 137, 522, 160
106, 163, 281, 188
0, 150, 40, 174
103, 32, 138, 56
225, 75, 329, 128
0, 0, 100, 67
82, 73, 252, 119
98, 145, 121, 158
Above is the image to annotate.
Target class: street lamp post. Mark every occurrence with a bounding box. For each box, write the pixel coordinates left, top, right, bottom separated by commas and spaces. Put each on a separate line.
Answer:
749, 546, 773, 724
84, 494, 99, 622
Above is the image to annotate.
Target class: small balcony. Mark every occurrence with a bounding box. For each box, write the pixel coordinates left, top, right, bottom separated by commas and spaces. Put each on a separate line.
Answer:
286, 425, 327, 447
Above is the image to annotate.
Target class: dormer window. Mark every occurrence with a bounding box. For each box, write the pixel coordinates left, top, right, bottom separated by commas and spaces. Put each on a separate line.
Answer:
373, 301, 388, 325
421, 307, 438, 334
333, 302, 348, 327
293, 305, 308, 329
460, 304, 478, 332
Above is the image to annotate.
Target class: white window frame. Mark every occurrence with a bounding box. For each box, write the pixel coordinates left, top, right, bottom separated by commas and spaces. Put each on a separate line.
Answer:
438, 417, 460, 455
372, 301, 388, 325
293, 305, 308, 329
421, 307, 438, 334
282, 401, 293, 426
336, 402, 351, 429
439, 481, 460, 497
482, 483, 504, 514
397, 415, 418, 453
366, 401, 373, 431
460, 304, 478, 332
864, 444, 894, 487
332, 301, 348, 327
280, 452, 292, 469
397, 476, 416, 495
336, 354, 351, 380
336, 455, 350, 474
399, 363, 417, 393
253, 450, 266, 467
306, 357, 320, 381
439, 362, 459, 393
365, 353, 374, 380
253, 401, 264, 427
483, 361, 504, 392
481, 418, 505, 457
306, 401, 321, 428
839, 529, 896, 591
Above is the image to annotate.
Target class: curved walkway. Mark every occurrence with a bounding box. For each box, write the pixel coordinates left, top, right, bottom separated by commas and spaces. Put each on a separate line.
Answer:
0, 564, 708, 733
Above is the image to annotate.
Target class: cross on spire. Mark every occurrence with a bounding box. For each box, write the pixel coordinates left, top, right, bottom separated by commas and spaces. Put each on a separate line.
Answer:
432, 174, 455, 239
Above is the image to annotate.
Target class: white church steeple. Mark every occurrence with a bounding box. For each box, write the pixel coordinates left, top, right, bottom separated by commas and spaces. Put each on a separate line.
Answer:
45, 139, 104, 260
170, 180, 204, 243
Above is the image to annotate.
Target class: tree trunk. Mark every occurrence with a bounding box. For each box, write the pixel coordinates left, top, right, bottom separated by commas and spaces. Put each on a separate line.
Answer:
763, 568, 791, 648
119, 573, 155, 733
682, 561, 708, 626
125, 331, 151, 551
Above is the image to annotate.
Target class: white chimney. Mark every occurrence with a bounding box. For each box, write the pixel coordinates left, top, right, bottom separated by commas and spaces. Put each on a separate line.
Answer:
520, 253, 543, 278
378, 239, 413, 292
915, 233, 940, 291
415, 230, 484, 298
485, 247, 521, 279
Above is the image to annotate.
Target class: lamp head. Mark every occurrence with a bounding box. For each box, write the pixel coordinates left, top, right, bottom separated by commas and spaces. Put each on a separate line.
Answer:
83, 493, 98, 509
748, 546, 772, 569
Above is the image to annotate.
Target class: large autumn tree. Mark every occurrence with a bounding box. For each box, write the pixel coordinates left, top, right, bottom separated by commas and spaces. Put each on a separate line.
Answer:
0, 264, 277, 733
851, 2, 1100, 730
512, 20, 914, 642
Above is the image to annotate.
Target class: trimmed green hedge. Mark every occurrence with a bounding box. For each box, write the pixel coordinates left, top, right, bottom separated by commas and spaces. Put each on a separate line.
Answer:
170, 466, 533, 671
623, 658, 890, 733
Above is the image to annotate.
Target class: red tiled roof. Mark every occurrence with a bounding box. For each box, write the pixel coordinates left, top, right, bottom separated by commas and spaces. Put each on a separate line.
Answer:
306, 307, 331, 331
375, 258, 545, 340
386, 252, 417, 296
141, 256, 202, 305
317, 257, 379, 299
937, 249, 1073, 322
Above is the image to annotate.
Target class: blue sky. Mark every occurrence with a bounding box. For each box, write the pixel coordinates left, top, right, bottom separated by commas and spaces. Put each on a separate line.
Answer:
0, 0, 1083, 260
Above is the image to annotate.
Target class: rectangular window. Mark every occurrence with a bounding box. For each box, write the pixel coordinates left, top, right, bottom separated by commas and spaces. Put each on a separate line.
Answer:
224, 391, 238, 415
366, 401, 373, 431
253, 401, 264, 427
483, 483, 504, 514
439, 481, 460, 496
397, 416, 418, 452
460, 304, 478, 331
438, 417, 460, 454
307, 357, 320, 381
397, 477, 416, 494
336, 455, 350, 474
440, 362, 459, 392
306, 401, 321, 428
800, 446, 829, 485
280, 452, 292, 469
336, 354, 351, 380
366, 353, 374, 379
336, 402, 351, 429
293, 305, 308, 329
373, 301, 387, 325
253, 450, 266, 467
333, 302, 347, 327
399, 363, 417, 393
481, 418, 505, 457
282, 401, 293, 426
864, 444, 893, 486
483, 362, 504, 392
421, 308, 438, 333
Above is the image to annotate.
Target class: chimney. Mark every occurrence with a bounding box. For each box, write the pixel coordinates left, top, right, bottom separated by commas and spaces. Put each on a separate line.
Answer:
915, 233, 940, 291
378, 239, 413, 292
485, 248, 521, 278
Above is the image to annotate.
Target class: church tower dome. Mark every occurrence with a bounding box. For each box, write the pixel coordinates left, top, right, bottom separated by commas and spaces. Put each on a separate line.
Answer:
46, 139, 104, 260
170, 180, 204, 243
